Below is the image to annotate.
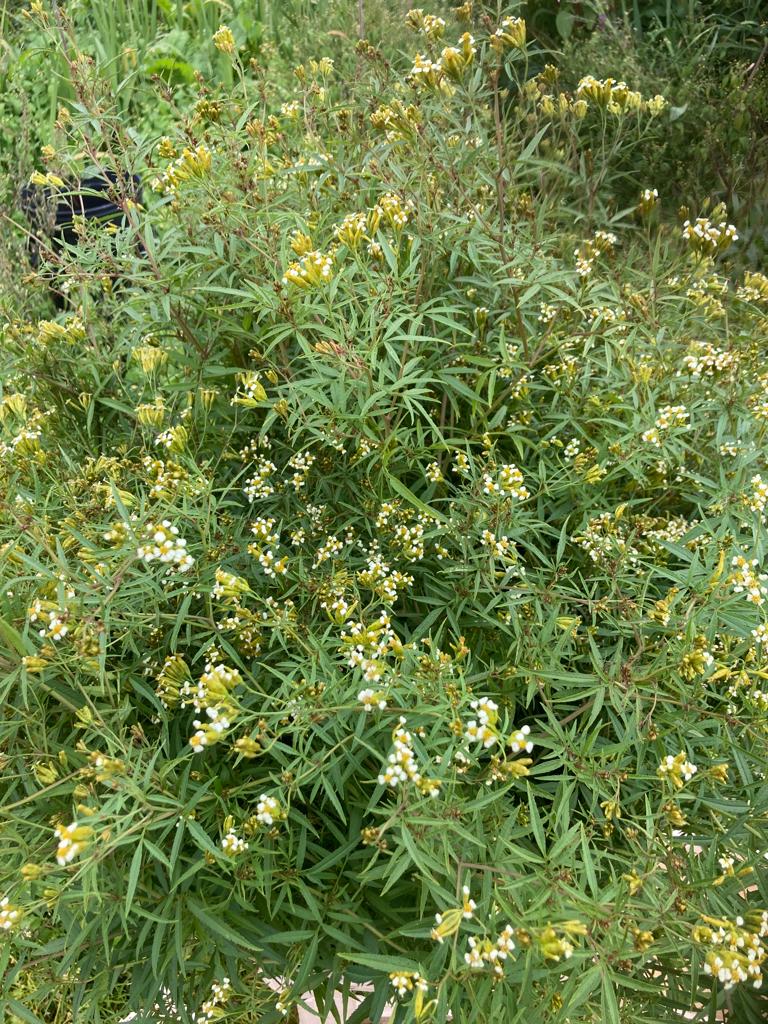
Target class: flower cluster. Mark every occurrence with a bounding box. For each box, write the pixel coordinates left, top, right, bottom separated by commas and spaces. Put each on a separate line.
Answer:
738, 270, 768, 304
638, 187, 659, 215
341, 610, 399, 683
730, 554, 768, 607
480, 529, 513, 559
0, 896, 22, 932
693, 913, 767, 990
256, 794, 286, 826
749, 475, 768, 516
189, 705, 234, 753
154, 425, 187, 453
657, 751, 698, 789
358, 688, 387, 711
464, 699, 534, 779
199, 978, 232, 1020
136, 521, 194, 572
187, 657, 243, 713
464, 925, 516, 976
575, 75, 666, 115
282, 249, 333, 289
482, 463, 530, 500
150, 144, 212, 194
231, 371, 267, 407
243, 457, 278, 500
405, 8, 445, 40
55, 821, 93, 866
212, 569, 251, 602
357, 553, 414, 604
389, 970, 428, 998
249, 517, 288, 577
642, 404, 689, 445
574, 230, 617, 277
680, 341, 738, 378
370, 99, 421, 141
221, 828, 248, 856
490, 16, 526, 52
464, 697, 501, 749
28, 598, 69, 641
378, 717, 441, 797
683, 216, 738, 256
212, 25, 236, 55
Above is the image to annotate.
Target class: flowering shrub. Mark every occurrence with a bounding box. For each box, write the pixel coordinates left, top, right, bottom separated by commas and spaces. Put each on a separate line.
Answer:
0, 2, 767, 1022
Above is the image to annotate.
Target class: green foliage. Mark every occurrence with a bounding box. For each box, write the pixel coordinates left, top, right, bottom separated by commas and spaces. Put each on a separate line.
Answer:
1, 2, 768, 1023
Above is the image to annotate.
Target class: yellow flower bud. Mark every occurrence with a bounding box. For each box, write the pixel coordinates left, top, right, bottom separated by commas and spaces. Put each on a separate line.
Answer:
22, 655, 49, 674
430, 906, 464, 943
33, 762, 58, 786
213, 25, 236, 55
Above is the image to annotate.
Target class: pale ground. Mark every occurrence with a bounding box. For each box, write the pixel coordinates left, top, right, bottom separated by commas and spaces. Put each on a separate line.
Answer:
296, 986, 386, 1023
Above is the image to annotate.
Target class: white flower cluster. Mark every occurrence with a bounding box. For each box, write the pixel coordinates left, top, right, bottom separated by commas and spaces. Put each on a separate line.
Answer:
221, 831, 248, 857
749, 475, 768, 515
341, 610, 396, 683
313, 533, 344, 567
465, 697, 500, 749
357, 553, 414, 603
657, 750, 698, 788
189, 705, 232, 752
212, 569, 250, 602
389, 971, 428, 998
182, 659, 243, 713
482, 464, 530, 500
683, 217, 738, 255
697, 914, 768, 991
680, 341, 738, 378
29, 599, 69, 640
287, 450, 315, 491
642, 404, 689, 445
656, 404, 689, 429
731, 554, 768, 607
282, 250, 333, 288
563, 437, 581, 460
320, 591, 353, 623
243, 457, 278, 500
199, 978, 232, 1021
508, 726, 533, 754
465, 925, 516, 976
358, 687, 387, 711
538, 303, 557, 324
0, 896, 21, 931
256, 794, 285, 826
54, 821, 91, 866
480, 529, 512, 559
378, 717, 441, 797
137, 520, 194, 572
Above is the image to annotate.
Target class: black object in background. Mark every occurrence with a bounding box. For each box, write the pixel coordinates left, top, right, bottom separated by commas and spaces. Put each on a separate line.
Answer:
18, 170, 142, 305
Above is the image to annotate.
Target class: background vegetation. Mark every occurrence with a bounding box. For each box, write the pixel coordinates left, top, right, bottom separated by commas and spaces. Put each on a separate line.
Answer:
1, 2, 768, 1022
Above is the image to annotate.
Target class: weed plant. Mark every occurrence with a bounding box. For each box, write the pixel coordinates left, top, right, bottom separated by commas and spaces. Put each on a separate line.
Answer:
0, 3, 767, 1023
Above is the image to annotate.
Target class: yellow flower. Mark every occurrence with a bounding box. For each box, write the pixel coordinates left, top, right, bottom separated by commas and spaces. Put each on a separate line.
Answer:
55, 822, 93, 866
623, 870, 643, 895
290, 230, 314, 257
430, 906, 464, 943
282, 250, 334, 289
213, 25, 236, 55
491, 16, 526, 52
233, 736, 262, 758
0, 897, 22, 932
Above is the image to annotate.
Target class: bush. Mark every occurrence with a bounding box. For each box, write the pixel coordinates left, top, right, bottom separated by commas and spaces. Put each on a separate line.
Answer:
0, 4, 767, 1023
